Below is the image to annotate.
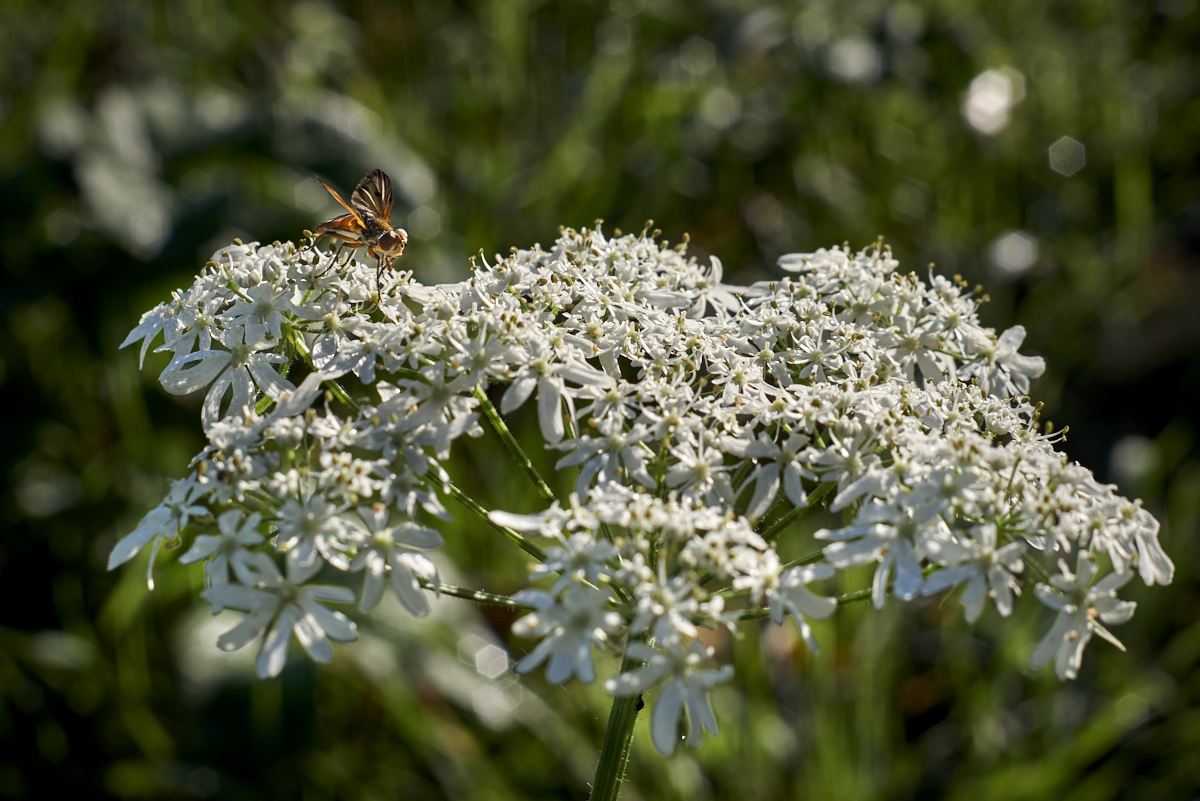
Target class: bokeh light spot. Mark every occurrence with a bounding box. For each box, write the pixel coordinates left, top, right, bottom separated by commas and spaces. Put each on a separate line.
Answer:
408, 206, 441, 240
1049, 136, 1086, 176
294, 176, 330, 212
181, 169, 213, 203
610, 0, 644, 17
1115, 694, 1148, 729
472, 684, 518, 730
44, 207, 79, 246
458, 633, 487, 664
827, 38, 882, 84
680, 36, 715, 76
793, 9, 830, 49
962, 68, 1024, 135
597, 18, 631, 55
474, 644, 509, 679
989, 230, 1038, 279
700, 88, 742, 129
1109, 435, 1159, 485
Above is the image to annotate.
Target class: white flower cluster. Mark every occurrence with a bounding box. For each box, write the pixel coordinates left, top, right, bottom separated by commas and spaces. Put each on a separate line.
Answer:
111, 225, 1173, 755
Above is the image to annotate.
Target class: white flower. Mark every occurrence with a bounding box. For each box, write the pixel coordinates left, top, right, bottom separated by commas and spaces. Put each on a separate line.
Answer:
1128, 503, 1174, 587
920, 523, 1025, 621
730, 431, 815, 521
501, 340, 613, 444
688, 255, 742, 318
766, 563, 837, 651
275, 495, 359, 570
1029, 553, 1136, 680
816, 503, 940, 609
530, 532, 618, 595
874, 315, 954, 384
393, 363, 477, 432
349, 504, 442, 615
554, 419, 656, 497
203, 553, 357, 678
665, 433, 734, 504
605, 639, 733, 756
159, 327, 296, 430
511, 585, 623, 684
120, 302, 173, 368
629, 576, 701, 645
108, 474, 209, 588
178, 509, 264, 606
961, 325, 1045, 397
488, 503, 571, 538
221, 281, 306, 346
113, 228, 1171, 716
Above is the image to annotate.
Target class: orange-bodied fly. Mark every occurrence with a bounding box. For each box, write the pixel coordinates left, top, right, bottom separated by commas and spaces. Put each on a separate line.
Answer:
311, 169, 408, 289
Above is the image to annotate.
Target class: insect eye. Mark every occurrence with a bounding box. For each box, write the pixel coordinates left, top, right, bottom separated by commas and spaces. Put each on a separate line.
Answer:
381, 230, 407, 252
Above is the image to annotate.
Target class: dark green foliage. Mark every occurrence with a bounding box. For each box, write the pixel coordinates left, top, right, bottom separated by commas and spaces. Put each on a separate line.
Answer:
1, 0, 1197, 798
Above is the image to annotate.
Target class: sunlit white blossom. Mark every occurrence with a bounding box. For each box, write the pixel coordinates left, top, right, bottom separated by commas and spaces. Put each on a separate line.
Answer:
605, 639, 733, 756
109, 226, 1173, 763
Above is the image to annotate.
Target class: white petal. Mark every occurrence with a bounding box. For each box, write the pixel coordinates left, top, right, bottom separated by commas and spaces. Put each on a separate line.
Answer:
291, 607, 333, 663
300, 596, 357, 643
248, 355, 297, 400
892, 545, 924, 600
178, 534, 221, 565
501, 375, 537, 414
160, 351, 231, 396
871, 552, 894, 609
960, 574, 986, 623
217, 602, 276, 653
227, 367, 254, 417
544, 638, 583, 684
921, 565, 976, 596
107, 508, 171, 569
1135, 531, 1174, 586
685, 686, 720, 741
358, 552, 386, 611
823, 537, 887, 567
650, 680, 686, 756
201, 370, 234, 429
783, 467, 809, 508
745, 464, 780, 522
389, 563, 431, 618
394, 524, 442, 550
537, 378, 564, 444
1029, 612, 1071, 670
514, 636, 556, 675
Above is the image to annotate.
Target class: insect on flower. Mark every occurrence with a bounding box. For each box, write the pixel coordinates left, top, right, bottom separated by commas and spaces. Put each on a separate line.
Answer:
310, 169, 408, 289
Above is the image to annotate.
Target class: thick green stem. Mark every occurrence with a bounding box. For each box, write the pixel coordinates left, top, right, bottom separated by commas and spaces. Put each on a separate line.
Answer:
781, 548, 828, 571
437, 475, 548, 562
473, 386, 556, 502
589, 643, 643, 801
324, 379, 359, 415
760, 481, 834, 541
417, 580, 536, 609
285, 325, 360, 415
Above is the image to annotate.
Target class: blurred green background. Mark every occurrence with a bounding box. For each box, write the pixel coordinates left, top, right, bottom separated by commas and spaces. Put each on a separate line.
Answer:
2, 0, 1198, 798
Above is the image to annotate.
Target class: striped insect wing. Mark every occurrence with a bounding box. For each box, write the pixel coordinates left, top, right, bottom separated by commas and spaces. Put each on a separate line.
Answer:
351, 169, 394, 224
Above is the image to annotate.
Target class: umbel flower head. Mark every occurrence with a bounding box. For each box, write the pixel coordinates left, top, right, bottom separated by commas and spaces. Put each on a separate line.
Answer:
110, 224, 1172, 755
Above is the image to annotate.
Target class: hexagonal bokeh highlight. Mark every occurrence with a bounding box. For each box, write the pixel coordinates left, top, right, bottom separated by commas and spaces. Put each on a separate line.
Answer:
408, 205, 441, 240
472, 684, 519, 730
457, 633, 488, 664
474, 644, 509, 679
1049, 136, 1086, 176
